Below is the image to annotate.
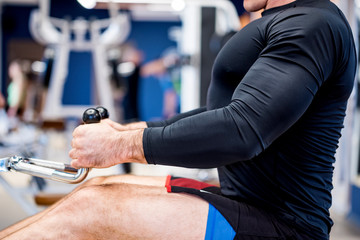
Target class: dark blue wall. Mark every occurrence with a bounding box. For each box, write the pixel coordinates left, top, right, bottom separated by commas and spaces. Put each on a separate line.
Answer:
62, 51, 94, 105
349, 184, 360, 227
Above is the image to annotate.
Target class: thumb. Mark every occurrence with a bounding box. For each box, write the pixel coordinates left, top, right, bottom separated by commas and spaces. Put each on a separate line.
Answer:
102, 119, 125, 131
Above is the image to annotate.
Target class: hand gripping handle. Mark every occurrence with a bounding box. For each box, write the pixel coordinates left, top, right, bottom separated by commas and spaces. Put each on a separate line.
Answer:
6, 107, 109, 184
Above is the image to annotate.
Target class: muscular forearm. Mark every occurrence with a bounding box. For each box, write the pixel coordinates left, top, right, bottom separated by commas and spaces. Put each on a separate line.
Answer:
70, 107, 210, 168
70, 123, 146, 168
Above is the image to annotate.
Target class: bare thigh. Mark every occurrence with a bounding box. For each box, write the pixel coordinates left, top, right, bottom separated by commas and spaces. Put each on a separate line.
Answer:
0, 175, 168, 239
6, 181, 209, 240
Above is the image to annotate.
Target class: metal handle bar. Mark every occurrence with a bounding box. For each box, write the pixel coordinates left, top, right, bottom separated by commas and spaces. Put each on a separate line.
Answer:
2, 107, 108, 184
8, 156, 89, 184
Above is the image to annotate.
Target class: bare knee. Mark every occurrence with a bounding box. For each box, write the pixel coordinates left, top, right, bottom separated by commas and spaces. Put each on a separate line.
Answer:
61, 183, 134, 219
48, 184, 127, 239
67, 183, 122, 210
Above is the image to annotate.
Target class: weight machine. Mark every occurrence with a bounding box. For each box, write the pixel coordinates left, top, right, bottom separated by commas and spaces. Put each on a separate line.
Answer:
29, 0, 130, 119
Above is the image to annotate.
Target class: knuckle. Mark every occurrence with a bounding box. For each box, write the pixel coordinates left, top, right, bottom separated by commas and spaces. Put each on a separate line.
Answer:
69, 149, 76, 158
73, 125, 84, 136
71, 139, 76, 147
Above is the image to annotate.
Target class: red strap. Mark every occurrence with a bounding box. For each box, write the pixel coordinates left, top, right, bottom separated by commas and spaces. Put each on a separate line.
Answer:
165, 175, 172, 193
166, 176, 217, 192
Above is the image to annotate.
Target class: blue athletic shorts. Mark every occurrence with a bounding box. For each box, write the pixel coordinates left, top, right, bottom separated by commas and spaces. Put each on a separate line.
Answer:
205, 203, 236, 240
166, 176, 314, 240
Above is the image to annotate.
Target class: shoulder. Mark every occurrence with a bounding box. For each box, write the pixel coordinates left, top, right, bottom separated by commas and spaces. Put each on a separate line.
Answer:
266, 5, 351, 38
263, 5, 354, 59
259, 4, 355, 82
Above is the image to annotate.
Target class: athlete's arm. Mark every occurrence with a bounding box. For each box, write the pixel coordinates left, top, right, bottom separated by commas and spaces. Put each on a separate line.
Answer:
144, 58, 321, 168
70, 107, 208, 168
143, 13, 352, 168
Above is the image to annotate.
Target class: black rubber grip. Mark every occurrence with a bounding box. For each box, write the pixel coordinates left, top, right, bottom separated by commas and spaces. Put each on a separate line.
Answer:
82, 108, 101, 124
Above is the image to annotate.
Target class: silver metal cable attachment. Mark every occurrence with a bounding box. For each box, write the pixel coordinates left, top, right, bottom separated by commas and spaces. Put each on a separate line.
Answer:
7, 156, 89, 184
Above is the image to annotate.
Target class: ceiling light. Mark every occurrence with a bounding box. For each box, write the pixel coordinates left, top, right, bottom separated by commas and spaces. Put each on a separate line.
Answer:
77, 0, 96, 9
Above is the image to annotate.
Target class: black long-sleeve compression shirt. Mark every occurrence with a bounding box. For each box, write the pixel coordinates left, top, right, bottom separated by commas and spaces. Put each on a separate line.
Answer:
143, 0, 357, 239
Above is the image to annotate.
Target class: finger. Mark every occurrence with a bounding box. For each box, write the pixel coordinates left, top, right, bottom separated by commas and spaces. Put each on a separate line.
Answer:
70, 137, 83, 149
72, 124, 85, 137
70, 159, 80, 169
102, 119, 115, 127
69, 148, 77, 160
72, 127, 79, 137
71, 139, 76, 148
71, 157, 92, 169
103, 119, 124, 131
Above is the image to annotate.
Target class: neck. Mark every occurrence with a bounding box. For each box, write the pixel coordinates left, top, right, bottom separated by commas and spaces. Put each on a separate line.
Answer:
265, 0, 296, 10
